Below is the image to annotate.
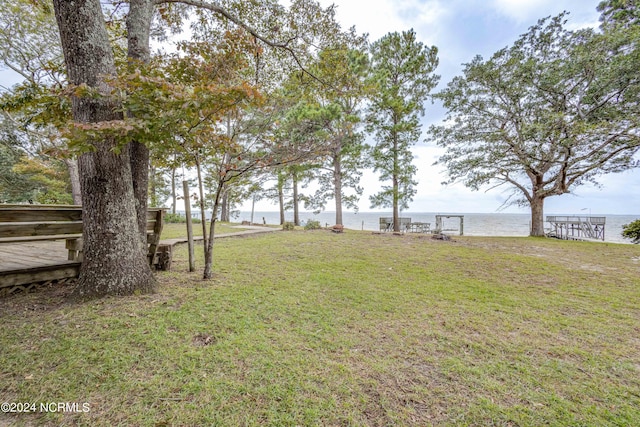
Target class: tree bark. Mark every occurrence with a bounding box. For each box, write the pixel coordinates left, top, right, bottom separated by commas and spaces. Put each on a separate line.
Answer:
149, 161, 157, 206
203, 179, 225, 280
530, 195, 546, 237
292, 171, 300, 226
333, 154, 343, 226
392, 135, 400, 232
183, 180, 195, 272
171, 167, 177, 214
53, 0, 155, 297
127, 0, 154, 245
278, 179, 285, 225
130, 139, 149, 244
220, 190, 230, 222
63, 157, 82, 205
195, 155, 208, 247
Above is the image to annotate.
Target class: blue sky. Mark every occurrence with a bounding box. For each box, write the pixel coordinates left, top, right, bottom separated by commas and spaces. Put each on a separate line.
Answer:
304, 0, 640, 215
1, 1, 637, 215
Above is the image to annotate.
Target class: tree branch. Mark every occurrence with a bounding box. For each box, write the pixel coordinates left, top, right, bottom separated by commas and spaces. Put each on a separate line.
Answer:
154, 0, 326, 86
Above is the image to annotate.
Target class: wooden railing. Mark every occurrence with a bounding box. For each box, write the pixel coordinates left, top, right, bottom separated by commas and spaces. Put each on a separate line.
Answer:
0, 204, 165, 264
0, 204, 168, 292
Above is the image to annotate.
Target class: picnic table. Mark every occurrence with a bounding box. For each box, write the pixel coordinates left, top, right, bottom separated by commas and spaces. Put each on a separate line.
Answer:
408, 222, 431, 233
379, 217, 419, 233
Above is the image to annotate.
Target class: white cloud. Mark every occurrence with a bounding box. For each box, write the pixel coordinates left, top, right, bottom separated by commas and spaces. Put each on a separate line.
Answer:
317, 0, 406, 40
491, 0, 558, 23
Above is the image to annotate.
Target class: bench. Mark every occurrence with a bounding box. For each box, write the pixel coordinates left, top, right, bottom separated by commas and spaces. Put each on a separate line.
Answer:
408, 222, 430, 233
379, 217, 393, 232
0, 204, 167, 290
379, 217, 412, 232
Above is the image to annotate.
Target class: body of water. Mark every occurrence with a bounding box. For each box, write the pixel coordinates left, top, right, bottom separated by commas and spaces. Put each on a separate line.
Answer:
229, 211, 638, 244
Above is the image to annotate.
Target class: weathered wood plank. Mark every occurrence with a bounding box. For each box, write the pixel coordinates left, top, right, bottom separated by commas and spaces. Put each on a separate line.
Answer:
0, 206, 167, 288
0, 242, 69, 269
0, 263, 80, 287
0, 204, 80, 209
0, 241, 79, 287
0, 222, 83, 239
0, 206, 162, 222
147, 209, 164, 266
0, 257, 36, 270
0, 234, 82, 244
0, 208, 82, 223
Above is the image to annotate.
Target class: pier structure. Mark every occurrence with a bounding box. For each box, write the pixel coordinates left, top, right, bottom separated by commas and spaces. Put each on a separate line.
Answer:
546, 216, 606, 241
434, 215, 464, 236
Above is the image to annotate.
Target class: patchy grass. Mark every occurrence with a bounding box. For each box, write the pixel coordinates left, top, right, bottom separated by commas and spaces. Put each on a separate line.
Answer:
1, 231, 639, 426
160, 222, 250, 240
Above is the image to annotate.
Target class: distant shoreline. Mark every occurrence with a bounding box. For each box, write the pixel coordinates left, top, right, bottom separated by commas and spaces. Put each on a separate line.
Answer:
172, 210, 638, 244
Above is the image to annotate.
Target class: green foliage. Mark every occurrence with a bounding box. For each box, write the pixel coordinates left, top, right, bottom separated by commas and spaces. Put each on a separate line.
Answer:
296, 45, 370, 217
598, 0, 640, 28
283, 221, 295, 230
0, 0, 63, 86
0, 140, 35, 203
431, 13, 640, 230
304, 219, 321, 230
165, 213, 201, 224
0, 1, 76, 203
3, 27, 263, 158
367, 29, 439, 218
0, 0, 69, 146
0, 118, 72, 204
621, 219, 640, 243
11, 155, 73, 204
148, 165, 171, 208
165, 213, 186, 223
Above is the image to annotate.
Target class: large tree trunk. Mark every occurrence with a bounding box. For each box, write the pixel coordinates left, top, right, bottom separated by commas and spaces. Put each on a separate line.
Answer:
530, 195, 546, 237
63, 157, 82, 205
127, 0, 154, 245
53, 0, 155, 297
130, 139, 149, 244
333, 154, 343, 226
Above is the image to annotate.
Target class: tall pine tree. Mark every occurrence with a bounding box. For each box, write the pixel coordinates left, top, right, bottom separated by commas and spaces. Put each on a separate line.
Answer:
367, 30, 439, 231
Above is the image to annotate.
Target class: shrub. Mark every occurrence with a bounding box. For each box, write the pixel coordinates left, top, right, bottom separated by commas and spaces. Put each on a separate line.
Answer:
283, 222, 295, 231
621, 219, 640, 244
165, 213, 185, 223
165, 213, 201, 224
304, 220, 322, 230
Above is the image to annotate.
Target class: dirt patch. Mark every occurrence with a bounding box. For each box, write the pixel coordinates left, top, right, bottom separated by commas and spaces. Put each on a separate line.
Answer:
192, 333, 216, 346
0, 279, 76, 316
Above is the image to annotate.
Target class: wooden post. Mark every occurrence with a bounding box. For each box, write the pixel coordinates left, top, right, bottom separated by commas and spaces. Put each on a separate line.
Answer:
183, 180, 195, 272
147, 209, 164, 266
250, 193, 256, 225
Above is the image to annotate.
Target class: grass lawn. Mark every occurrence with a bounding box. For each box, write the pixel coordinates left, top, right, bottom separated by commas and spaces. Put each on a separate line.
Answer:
160, 222, 252, 240
1, 231, 639, 426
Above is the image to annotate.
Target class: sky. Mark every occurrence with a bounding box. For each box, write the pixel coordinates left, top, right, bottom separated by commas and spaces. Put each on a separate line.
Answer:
1, 1, 637, 215
265, 0, 639, 215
